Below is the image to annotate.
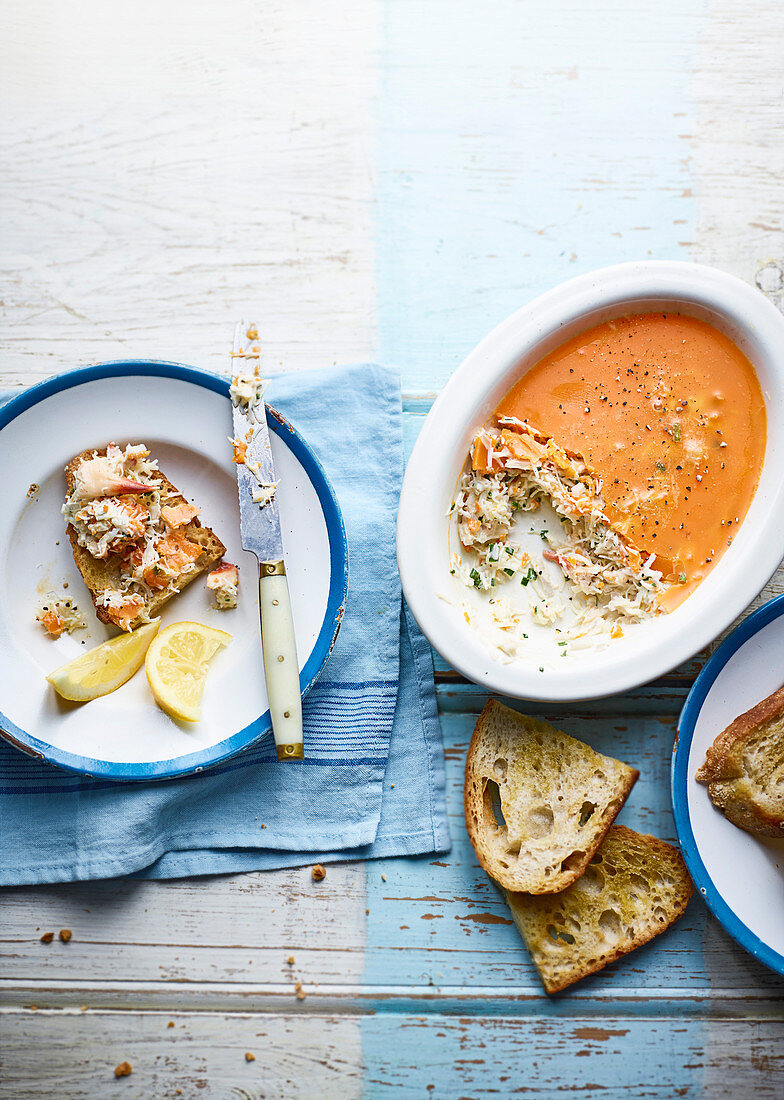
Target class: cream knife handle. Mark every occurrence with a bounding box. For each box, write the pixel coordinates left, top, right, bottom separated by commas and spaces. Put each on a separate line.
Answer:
259, 562, 303, 761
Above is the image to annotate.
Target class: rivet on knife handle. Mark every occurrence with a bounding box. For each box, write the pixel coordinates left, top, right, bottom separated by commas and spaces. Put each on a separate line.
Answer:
259, 560, 303, 761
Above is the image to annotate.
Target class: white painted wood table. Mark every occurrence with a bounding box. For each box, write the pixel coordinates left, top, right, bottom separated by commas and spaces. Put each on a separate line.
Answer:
2, 1, 784, 1095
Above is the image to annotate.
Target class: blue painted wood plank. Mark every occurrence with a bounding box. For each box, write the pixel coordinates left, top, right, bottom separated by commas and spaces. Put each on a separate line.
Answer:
375, 0, 706, 392
361, 711, 784, 999
360, 1014, 784, 1098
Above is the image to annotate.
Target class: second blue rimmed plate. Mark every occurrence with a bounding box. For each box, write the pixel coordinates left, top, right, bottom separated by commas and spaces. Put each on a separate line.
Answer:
673, 594, 784, 976
0, 361, 348, 781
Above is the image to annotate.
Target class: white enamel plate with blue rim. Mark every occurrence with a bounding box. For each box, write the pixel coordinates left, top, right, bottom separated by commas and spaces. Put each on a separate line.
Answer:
0, 362, 348, 781
673, 594, 784, 976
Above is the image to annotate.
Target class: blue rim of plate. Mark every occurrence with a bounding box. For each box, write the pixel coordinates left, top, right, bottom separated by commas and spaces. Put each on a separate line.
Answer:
672, 592, 784, 977
0, 360, 349, 782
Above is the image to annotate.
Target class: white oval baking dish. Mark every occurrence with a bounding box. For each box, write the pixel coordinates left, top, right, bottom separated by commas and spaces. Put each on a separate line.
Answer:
397, 261, 784, 700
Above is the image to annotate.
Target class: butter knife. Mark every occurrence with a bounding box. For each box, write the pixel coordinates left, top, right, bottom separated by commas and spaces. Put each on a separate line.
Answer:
230, 321, 303, 761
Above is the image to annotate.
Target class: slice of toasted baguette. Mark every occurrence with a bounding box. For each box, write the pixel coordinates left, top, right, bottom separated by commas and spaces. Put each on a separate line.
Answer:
695, 685, 784, 838
65, 448, 225, 631
464, 701, 638, 893
505, 824, 693, 993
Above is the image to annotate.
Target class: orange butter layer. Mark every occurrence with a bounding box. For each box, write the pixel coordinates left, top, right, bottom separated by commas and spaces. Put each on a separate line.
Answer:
496, 313, 765, 608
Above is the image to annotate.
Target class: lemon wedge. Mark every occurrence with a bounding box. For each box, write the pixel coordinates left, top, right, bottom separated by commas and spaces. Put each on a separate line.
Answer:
145, 621, 231, 722
46, 620, 160, 702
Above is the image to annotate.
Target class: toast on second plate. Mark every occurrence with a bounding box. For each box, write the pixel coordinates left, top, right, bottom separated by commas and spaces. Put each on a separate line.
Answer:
464, 700, 638, 893
695, 684, 784, 838
505, 824, 693, 993
63, 443, 225, 631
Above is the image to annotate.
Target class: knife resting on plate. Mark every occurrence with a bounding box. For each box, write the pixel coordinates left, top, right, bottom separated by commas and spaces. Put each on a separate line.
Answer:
230, 321, 303, 761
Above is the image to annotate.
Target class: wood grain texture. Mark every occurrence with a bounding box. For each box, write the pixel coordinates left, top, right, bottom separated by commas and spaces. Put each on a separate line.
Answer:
3, 712, 783, 1012
374, 0, 705, 392
2, 0, 784, 1095
0, 1010, 364, 1100
0, 0, 378, 384
690, 0, 784, 282
2, 1010, 784, 1098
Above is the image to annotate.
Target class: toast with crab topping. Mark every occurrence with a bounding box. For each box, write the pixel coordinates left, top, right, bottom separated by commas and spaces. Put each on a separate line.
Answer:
63, 444, 225, 631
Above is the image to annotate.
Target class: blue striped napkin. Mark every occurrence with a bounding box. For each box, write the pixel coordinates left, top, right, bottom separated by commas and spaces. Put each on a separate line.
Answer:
0, 365, 450, 883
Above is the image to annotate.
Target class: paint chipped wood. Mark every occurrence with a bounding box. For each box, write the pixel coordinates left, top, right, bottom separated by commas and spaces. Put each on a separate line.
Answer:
1, 0, 784, 1095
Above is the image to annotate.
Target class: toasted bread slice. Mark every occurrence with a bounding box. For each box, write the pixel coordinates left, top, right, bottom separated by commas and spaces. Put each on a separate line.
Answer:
464, 701, 638, 893
695, 685, 784, 838
64, 447, 225, 631
505, 825, 693, 993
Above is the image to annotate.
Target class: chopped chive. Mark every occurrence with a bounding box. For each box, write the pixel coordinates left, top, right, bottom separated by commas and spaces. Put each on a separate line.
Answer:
678, 572, 687, 584
469, 568, 482, 589
503, 568, 514, 577
673, 423, 681, 442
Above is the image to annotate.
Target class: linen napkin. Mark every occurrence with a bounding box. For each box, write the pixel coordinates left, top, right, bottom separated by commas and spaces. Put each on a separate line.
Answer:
0, 365, 451, 884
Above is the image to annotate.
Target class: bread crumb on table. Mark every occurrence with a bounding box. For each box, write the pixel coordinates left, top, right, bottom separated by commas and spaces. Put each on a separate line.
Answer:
245, 1052, 256, 1062
287, 954, 295, 965
295, 981, 306, 1000
114, 1062, 132, 1078
381, 873, 387, 882
59, 928, 72, 942
311, 864, 326, 881
167, 1021, 175, 1028
40, 932, 54, 943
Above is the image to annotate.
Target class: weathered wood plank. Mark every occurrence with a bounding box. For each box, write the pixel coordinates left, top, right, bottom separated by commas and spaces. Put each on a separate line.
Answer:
2, 1009, 783, 1098
0, 1009, 363, 1100
690, 0, 784, 283
2, 0, 784, 1093
3, 715, 783, 1007
0, 0, 379, 384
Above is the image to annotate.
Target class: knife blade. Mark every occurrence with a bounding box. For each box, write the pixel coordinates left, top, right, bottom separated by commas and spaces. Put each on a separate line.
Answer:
231, 321, 303, 761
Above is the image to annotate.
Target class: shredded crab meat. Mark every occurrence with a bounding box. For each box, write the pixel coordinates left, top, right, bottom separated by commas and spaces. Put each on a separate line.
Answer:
207, 562, 239, 610
454, 419, 667, 631
62, 443, 203, 630
230, 367, 265, 420
36, 595, 86, 637
241, 451, 278, 509
70, 443, 160, 501
230, 362, 276, 509
229, 435, 249, 464
96, 589, 148, 629
251, 481, 277, 507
